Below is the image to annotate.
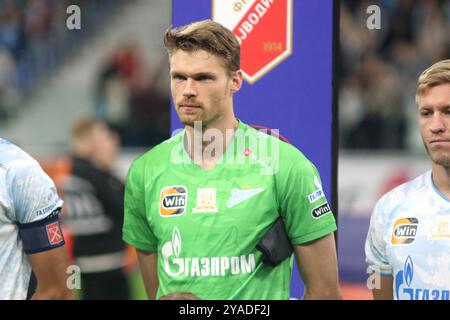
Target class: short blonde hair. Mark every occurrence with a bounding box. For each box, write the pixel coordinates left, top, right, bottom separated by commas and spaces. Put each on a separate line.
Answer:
71, 116, 100, 140
163, 19, 240, 73
416, 59, 450, 104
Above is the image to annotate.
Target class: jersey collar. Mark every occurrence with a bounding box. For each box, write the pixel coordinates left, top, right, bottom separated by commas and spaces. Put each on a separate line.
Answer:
429, 170, 450, 203
179, 120, 247, 170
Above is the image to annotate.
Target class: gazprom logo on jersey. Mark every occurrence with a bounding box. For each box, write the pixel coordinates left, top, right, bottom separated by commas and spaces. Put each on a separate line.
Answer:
391, 217, 418, 245
161, 226, 256, 277
160, 186, 187, 217
395, 256, 450, 300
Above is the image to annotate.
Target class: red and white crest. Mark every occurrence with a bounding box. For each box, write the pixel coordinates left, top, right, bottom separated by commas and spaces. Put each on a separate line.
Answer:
46, 222, 63, 245
213, 0, 293, 84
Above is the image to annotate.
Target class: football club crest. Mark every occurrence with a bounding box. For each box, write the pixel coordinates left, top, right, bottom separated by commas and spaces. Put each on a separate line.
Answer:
429, 216, 450, 240
193, 188, 219, 213
213, 0, 293, 84
46, 222, 63, 245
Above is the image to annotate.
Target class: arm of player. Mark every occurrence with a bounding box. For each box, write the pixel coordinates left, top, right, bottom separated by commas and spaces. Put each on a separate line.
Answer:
371, 274, 393, 300
294, 233, 342, 300
136, 249, 158, 300
27, 246, 75, 300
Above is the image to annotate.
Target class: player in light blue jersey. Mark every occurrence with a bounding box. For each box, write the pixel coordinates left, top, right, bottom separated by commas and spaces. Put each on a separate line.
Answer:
366, 59, 450, 300
0, 139, 74, 299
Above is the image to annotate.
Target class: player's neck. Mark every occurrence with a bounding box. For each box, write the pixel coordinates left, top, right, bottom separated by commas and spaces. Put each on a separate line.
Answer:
431, 164, 450, 199
184, 116, 238, 169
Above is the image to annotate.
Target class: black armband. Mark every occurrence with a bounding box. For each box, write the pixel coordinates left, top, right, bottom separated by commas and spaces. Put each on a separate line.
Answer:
18, 209, 65, 254
256, 217, 293, 267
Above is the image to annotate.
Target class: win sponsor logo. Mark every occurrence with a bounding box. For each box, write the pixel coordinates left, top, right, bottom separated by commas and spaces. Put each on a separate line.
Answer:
391, 217, 418, 245
160, 186, 187, 217
311, 203, 331, 219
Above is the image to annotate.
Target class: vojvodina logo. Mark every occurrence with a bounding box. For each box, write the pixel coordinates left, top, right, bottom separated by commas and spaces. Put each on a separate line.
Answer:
212, 0, 293, 84
161, 226, 256, 277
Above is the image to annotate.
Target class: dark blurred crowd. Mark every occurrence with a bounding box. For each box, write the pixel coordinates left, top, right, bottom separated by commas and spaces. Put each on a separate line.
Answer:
0, 0, 124, 123
95, 41, 170, 147
340, 0, 450, 150
0, 0, 169, 147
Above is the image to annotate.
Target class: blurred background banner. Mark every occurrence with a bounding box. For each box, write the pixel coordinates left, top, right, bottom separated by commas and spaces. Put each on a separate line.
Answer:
0, 0, 171, 152
171, 0, 337, 299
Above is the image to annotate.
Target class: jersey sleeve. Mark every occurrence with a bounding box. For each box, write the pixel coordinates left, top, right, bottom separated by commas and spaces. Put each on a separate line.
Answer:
9, 158, 63, 224
365, 198, 392, 275
123, 159, 158, 252
275, 147, 336, 244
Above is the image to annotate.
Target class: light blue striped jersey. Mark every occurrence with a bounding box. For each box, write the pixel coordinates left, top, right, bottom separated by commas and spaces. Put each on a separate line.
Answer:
0, 138, 63, 299
366, 170, 450, 300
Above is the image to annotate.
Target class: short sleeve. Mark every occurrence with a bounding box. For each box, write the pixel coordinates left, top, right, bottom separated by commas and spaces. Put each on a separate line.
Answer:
276, 148, 337, 245
365, 199, 392, 275
9, 158, 63, 224
123, 159, 158, 252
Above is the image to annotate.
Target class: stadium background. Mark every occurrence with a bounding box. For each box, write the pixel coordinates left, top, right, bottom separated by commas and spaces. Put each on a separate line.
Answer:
0, 0, 449, 299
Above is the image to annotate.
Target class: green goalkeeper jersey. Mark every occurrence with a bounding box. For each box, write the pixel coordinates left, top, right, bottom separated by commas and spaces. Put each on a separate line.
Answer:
123, 121, 336, 300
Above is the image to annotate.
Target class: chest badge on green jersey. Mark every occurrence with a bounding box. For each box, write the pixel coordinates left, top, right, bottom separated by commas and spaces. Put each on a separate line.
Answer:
193, 188, 219, 213
160, 186, 187, 217
227, 188, 265, 208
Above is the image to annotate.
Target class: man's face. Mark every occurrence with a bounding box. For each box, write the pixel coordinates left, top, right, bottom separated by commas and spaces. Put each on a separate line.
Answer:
91, 124, 119, 169
418, 83, 450, 168
169, 49, 242, 127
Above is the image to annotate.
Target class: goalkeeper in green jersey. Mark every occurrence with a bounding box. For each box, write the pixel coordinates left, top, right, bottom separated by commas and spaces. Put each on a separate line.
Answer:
123, 20, 342, 300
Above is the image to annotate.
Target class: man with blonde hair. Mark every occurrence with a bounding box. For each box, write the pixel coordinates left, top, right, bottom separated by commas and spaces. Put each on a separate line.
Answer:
123, 20, 341, 300
366, 59, 450, 300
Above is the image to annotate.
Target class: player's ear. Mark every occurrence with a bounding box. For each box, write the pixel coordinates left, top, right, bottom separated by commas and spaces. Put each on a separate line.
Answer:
230, 70, 243, 94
